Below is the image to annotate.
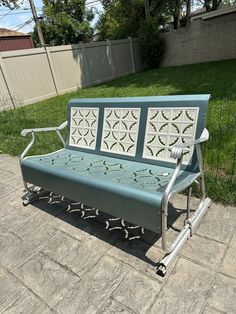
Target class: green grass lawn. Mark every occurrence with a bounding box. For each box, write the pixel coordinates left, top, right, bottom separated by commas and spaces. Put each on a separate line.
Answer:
0, 59, 235, 204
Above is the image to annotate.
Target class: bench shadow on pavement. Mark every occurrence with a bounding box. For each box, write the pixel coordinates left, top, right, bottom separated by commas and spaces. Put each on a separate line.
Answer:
31, 192, 188, 268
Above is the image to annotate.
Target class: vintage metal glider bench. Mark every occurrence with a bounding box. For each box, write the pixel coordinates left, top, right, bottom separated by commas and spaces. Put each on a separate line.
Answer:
20, 95, 211, 276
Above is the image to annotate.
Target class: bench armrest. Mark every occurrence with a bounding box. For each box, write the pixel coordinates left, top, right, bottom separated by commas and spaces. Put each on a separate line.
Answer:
171, 128, 209, 159
20, 121, 67, 162
21, 121, 68, 137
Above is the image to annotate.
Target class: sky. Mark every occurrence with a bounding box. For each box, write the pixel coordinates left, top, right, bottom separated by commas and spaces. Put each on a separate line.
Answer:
0, 0, 103, 33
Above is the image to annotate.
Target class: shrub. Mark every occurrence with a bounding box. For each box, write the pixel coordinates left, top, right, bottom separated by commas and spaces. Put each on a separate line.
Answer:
139, 19, 165, 69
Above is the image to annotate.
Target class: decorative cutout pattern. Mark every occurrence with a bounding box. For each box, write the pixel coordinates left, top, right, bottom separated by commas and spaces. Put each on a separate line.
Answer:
69, 107, 99, 150
101, 108, 140, 156
115, 168, 170, 190
143, 107, 199, 164
39, 191, 146, 240
36, 150, 173, 191
105, 217, 145, 240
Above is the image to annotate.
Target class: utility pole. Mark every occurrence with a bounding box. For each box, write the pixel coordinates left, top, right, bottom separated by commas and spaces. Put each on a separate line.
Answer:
144, 0, 151, 23
29, 0, 45, 46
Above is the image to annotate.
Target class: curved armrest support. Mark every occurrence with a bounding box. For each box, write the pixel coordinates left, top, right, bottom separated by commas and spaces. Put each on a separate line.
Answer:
161, 156, 183, 253
20, 121, 67, 162
161, 128, 209, 253
171, 128, 209, 159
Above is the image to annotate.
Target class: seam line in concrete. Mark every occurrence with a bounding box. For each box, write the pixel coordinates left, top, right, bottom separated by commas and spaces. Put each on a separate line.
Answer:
39, 251, 82, 279
3, 267, 53, 311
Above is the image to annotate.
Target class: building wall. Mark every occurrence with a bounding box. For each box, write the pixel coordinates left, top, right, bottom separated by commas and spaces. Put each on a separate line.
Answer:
0, 36, 34, 52
161, 11, 236, 67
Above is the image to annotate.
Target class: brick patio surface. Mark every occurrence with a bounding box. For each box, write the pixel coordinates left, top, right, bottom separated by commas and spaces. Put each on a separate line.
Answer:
0, 154, 235, 314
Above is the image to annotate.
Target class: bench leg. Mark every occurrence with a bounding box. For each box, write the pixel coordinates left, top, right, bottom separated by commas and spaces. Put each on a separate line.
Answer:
157, 196, 211, 277
22, 183, 48, 206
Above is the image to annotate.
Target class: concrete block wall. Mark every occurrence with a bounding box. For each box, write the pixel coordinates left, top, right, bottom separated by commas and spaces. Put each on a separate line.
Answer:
161, 10, 236, 67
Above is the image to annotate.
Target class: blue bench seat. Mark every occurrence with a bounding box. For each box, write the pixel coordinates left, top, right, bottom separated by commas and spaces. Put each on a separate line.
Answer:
22, 148, 200, 233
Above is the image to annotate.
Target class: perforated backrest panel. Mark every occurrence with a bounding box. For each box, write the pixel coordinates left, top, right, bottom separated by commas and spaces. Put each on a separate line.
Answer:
69, 107, 99, 150
67, 95, 210, 171
143, 107, 199, 165
101, 108, 140, 156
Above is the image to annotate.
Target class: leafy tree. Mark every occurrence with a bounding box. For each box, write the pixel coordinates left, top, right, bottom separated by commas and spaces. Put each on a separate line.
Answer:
97, 0, 236, 38
166, 0, 182, 29
0, 0, 20, 8
149, 0, 173, 28
201, 0, 223, 11
97, 0, 171, 40
32, 0, 94, 46
97, 0, 137, 40
101, 0, 116, 9
139, 18, 165, 69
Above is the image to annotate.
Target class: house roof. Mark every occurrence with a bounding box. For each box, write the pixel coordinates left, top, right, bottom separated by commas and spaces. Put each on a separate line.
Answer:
191, 5, 236, 21
191, 7, 207, 17
0, 28, 29, 37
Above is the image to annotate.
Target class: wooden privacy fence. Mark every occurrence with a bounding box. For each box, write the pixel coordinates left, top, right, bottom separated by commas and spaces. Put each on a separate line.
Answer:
0, 38, 142, 108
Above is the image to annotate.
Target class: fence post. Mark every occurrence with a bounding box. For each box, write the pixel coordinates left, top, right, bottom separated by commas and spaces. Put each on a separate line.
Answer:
106, 39, 115, 79
45, 46, 59, 95
0, 52, 15, 108
80, 42, 91, 87
128, 37, 135, 73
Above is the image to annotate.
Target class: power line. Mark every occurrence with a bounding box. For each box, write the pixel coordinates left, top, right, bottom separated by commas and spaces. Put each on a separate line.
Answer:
0, 8, 14, 21
1, 1, 99, 32
0, 10, 42, 17
5, 18, 32, 32
0, 7, 41, 11
10, 19, 31, 30
15, 18, 33, 31
9, 14, 34, 30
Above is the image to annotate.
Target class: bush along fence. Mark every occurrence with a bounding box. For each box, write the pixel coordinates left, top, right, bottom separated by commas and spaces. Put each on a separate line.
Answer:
0, 38, 142, 109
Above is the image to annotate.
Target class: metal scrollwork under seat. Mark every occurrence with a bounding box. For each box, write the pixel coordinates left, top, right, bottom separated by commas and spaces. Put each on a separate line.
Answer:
20, 95, 211, 277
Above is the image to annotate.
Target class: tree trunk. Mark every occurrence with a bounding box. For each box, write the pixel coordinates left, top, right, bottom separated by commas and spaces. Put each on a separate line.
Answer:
212, 0, 222, 10
144, 0, 151, 23
174, 0, 181, 29
131, 0, 138, 35
205, 0, 211, 12
205, 0, 222, 12
186, 0, 191, 25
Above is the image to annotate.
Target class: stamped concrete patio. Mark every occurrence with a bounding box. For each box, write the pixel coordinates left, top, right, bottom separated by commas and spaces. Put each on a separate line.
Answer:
0, 153, 235, 314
